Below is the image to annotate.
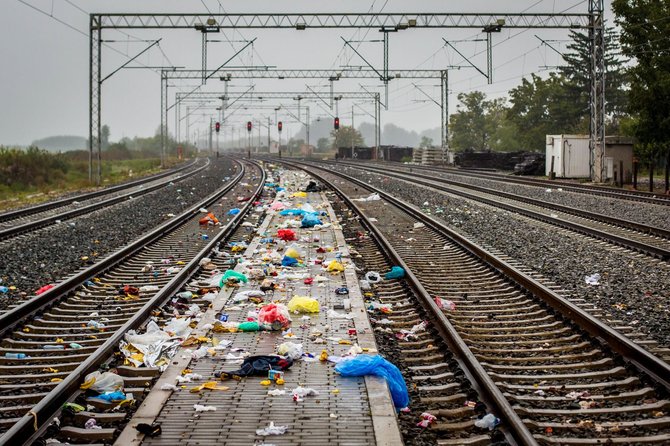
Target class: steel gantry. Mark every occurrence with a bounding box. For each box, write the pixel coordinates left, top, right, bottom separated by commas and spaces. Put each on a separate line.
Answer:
161, 68, 452, 159
172, 91, 382, 158
90, 9, 605, 187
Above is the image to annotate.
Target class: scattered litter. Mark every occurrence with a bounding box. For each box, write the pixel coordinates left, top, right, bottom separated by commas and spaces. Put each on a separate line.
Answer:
434, 297, 456, 311
160, 383, 178, 391
256, 421, 288, 436
413, 222, 425, 229
292, 386, 319, 402
475, 413, 500, 430
384, 266, 405, 280
217, 355, 294, 379
193, 404, 217, 412
335, 355, 409, 408
585, 273, 601, 286
287, 296, 320, 313
85, 418, 102, 430
268, 389, 286, 396
417, 412, 437, 428
365, 271, 382, 283
353, 193, 381, 202
277, 342, 303, 360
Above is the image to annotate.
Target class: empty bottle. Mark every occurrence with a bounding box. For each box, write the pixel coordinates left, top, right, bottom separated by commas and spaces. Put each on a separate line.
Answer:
5, 353, 26, 359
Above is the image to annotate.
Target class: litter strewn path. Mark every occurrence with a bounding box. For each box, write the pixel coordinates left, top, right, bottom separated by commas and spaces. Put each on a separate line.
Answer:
117, 169, 402, 446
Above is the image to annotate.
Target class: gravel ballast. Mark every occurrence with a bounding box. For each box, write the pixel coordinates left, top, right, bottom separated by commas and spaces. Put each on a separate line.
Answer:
0, 158, 236, 308
388, 164, 670, 230
327, 164, 670, 349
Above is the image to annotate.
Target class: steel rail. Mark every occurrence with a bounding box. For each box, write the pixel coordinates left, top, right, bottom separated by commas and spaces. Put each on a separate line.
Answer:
0, 159, 209, 241
279, 159, 534, 446
395, 162, 670, 206
0, 159, 198, 224
286, 158, 670, 395
1, 159, 266, 445
0, 158, 233, 340
334, 161, 670, 259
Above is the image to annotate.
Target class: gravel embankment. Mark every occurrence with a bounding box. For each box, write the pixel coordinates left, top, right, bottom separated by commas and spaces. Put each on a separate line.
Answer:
401, 166, 670, 230
331, 164, 670, 348
0, 158, 236, 307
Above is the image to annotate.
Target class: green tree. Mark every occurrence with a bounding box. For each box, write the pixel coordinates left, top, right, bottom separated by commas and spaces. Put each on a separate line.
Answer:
449, 91, 489, 151
331, 126, 365, 149
559, 28, 630, 133
612, 0, 670, 164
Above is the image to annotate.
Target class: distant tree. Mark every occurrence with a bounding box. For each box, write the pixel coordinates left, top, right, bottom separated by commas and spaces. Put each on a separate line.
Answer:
101, 125, 110, 150
419, 136, 433, 148
449, 92, 490, 151
316, 137, 331, 152
331, 126, 365, 149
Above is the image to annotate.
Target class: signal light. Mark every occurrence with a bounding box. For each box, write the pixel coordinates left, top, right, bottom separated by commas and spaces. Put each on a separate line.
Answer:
246, 121, 252, 132
334, 117, 340, 130
215, 122, 220, 133
278, 121, 283, 132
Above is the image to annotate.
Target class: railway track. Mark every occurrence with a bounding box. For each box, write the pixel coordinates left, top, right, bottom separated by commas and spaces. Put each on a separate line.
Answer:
0, 158, 207, 241
331, 160, 670, 260
371, 161, 670, 207
0, 159, 266, 445
282, 159, 670, 445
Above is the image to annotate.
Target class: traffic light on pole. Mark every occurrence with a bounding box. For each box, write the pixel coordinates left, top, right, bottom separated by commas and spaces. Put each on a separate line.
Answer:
278, 121, 283, 132
247, 121, 252, 132
215, 122, 220, 133
334, 117, 340, 130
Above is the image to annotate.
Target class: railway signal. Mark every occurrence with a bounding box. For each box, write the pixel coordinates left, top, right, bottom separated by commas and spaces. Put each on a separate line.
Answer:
215, 122, 220, 133
334, 117, 340, 130
247, 121, 252, 132
278, 121, 283, 132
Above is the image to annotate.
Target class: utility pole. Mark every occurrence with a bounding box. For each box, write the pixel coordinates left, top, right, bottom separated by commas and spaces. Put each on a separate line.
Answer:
209, 117, 213, 155
306, 106, 310, 155
267, 116, 271, 153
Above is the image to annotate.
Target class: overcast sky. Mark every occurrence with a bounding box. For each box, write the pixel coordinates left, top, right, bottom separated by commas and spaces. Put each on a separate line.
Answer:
1, 0, 615, 146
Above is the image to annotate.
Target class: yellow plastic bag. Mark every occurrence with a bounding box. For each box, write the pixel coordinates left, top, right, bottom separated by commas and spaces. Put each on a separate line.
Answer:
287, 295, 320, 313
327, 260, 345, 272
290, 192, 307, 198
285, 247, 301, 259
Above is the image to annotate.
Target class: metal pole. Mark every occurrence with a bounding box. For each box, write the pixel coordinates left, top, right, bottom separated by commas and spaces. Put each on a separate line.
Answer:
209, 117, 213, 154
374, 95, 379, 160
351, 105, 355, 158
267, 116, 271, 153
306, 106, 310, 154
376, 93, 381, 160
201, 32, 207, 84
486, 32, 493, 84
589, 0, 606, 182
186, 106, 191, 153
442, 70, 449, 163
160, 71, 168, 167
383, 31, 389, 110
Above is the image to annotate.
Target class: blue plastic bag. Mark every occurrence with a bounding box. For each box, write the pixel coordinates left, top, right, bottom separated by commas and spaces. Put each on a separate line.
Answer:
384, 266, 405, 280
335, 355, 409, 408
94, 390, 127, 402
281, 256, 299, 267
279, 209, 306, 216
227, 208, 241, 216
301, 214, 322, 228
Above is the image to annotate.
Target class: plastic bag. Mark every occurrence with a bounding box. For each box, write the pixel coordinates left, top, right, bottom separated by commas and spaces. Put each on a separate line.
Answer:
435, 297, 456, 311
301, 213, 322, 228
219, 270, 248, 287
384, 266, 405, 280
287, 296, 320, 313
290, 191, 308, 198
218, 355, 294, 378
365, 271, 382, 283
277, 229, 297, 241
227, 208, 241, 216
284, 245, 302, 259
258, 303, 292, 330
277, 342, 303, 359
281, 256, 299, 267
279, 209, 305, 216
475, 413, 500, 430
335, 355, 409, 408
81, 371, 124, 393
326, 260, 345, 272
238, 321, 260, 332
